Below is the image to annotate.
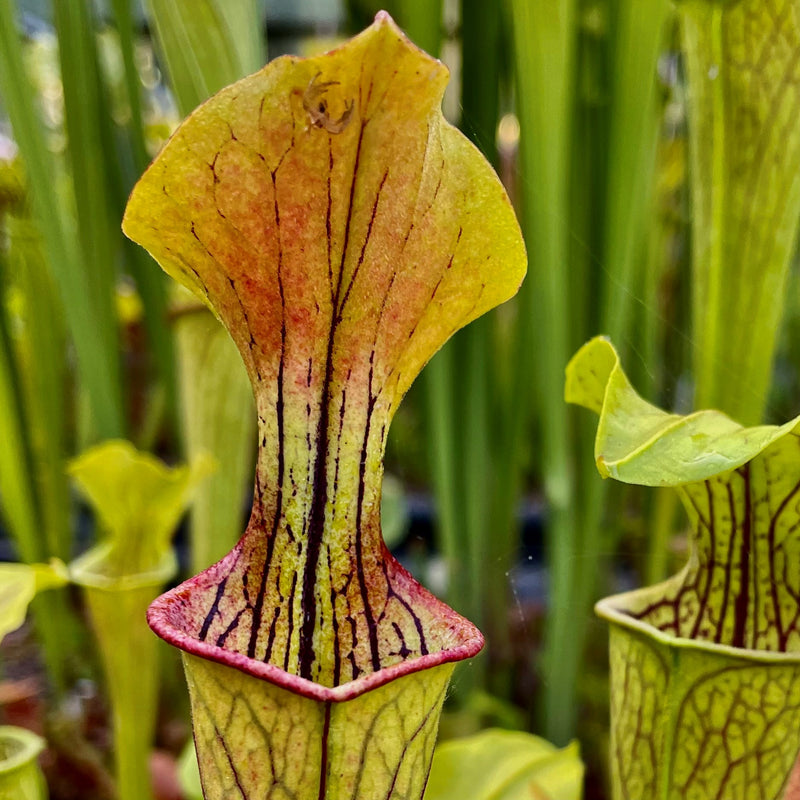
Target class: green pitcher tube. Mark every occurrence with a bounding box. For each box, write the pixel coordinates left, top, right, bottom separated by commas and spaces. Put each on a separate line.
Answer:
183, 654, 453, 799
67, 440, 210, 800
71, 550, 177, 800
598, 592, 800, 799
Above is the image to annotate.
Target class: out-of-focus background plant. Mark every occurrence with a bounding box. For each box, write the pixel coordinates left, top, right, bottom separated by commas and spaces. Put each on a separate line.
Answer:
1, 0, 798, 798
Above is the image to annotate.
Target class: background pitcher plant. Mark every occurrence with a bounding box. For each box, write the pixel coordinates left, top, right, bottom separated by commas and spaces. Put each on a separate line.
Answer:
567, 337, 800, 800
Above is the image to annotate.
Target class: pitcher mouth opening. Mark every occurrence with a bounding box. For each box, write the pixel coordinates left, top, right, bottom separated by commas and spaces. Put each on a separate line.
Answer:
148, 563, 484, 704
0, 727, 45, 775
596, 588, 800, 664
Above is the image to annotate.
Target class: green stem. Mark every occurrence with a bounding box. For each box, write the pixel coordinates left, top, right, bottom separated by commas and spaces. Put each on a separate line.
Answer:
692, 4, 726, 417
397, 0, 443, 57
461, 0, 502, 162
6, 217, 71, 564
92, 586, 160, 800
0, 278, 40, 565
601, 0, 670, 347
423, 346, 465, 610
0, 252, 71, 694
29, 592, 71, 698
109, 0, 181, 442
511, 0, 577, 745
108, 0, 148, 169
462, 321, 490, 643
53, 0, 125, 438
74, 557, 175, 800
453, 0, 505, 699
644, 487, 678, 586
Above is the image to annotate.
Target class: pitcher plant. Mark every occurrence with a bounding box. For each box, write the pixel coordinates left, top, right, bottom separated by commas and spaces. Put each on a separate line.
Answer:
68, 441, 210, 800
567, 337, 800, 799
123, 12, 526, 800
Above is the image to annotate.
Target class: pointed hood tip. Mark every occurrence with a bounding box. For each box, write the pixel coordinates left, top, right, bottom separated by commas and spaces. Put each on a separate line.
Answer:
373, 9, 393, 25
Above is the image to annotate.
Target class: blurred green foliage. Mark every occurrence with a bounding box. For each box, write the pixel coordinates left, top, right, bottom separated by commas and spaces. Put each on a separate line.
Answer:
1, 1, 800, 798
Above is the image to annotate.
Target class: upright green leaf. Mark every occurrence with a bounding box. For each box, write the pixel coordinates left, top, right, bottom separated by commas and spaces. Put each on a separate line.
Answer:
681, 0, 800, 425
5, 215, 70, 562
108, 0, 148, 168
420, 0, 506, 698
1, 160, 81, 695
510, 0, 579, 745
0, 0, 124, 438
146, 0, 264, 117
0, 298, 39, 565
601, 0, 671, 345
460, 0, 514, 698
395, 0, 442, 57
106, 0, 178, 434
53, 0, 123, 436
